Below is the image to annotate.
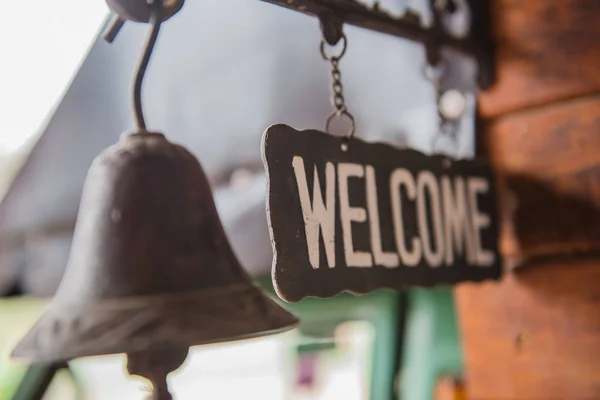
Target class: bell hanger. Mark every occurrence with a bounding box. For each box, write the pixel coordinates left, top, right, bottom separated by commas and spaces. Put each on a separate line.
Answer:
12, 2, 298, 399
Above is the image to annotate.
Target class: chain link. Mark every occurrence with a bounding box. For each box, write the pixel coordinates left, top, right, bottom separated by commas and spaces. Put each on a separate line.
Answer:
329, 58, 345, 113
321, 34, 355, 143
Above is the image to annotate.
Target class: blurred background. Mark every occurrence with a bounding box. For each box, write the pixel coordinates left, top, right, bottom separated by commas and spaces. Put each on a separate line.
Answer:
1, 0, 564, 398
2, 0, 597, 398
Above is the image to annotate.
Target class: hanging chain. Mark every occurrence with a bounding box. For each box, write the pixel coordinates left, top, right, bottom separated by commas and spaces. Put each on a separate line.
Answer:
321, 34, 356, 144
322, 36, 347, 116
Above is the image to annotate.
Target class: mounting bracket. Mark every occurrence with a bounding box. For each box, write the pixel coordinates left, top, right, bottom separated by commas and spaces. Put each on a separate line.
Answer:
258, 0, 495, 89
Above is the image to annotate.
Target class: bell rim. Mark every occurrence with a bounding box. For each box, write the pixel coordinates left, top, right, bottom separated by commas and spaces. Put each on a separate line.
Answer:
11, 282, 299, 363
11, 323, 298, 364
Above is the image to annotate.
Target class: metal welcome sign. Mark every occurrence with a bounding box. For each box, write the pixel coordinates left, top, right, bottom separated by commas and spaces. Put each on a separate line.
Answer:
262, 125, 501, 302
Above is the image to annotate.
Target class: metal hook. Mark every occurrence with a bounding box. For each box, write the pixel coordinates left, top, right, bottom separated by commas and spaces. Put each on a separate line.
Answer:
103, 0, 185, 131
132, 0, 163, 131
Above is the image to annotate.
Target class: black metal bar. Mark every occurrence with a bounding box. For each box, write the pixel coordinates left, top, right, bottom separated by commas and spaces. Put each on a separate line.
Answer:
260, 1, 464, 47
467, 0, 496, 89
258, 0, 495, 88
103, 14, 126, 43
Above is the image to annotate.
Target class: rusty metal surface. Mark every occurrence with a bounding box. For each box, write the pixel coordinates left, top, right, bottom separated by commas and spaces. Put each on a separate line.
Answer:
0, 0, 478, 296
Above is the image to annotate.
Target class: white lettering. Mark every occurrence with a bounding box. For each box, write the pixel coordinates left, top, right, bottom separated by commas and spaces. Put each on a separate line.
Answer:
338, 163, 373, 268
441, 176, 476, 265
468, 177, 495, 266
390, 169, 422, 266
417, 171, 445, 267
366, 165, 399, 268
292, 156, 336, 269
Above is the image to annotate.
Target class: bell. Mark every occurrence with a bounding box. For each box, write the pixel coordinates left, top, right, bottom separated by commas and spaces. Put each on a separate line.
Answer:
13, 1, 297, 397
12, 131, 298, 363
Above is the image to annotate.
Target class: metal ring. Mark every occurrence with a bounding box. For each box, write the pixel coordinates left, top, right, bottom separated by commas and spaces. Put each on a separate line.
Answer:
321, 33, 347, 61
325, 110, 355, 142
